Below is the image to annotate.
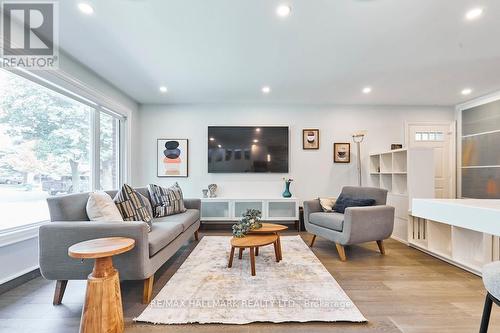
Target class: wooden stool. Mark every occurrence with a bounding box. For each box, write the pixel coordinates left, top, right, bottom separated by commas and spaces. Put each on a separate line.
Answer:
69, 237, 135, 333
248, 223, 288, 261
228, 234, 278, 276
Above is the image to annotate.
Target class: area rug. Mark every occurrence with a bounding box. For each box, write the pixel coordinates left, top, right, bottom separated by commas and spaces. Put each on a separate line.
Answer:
134, 235, 366, 324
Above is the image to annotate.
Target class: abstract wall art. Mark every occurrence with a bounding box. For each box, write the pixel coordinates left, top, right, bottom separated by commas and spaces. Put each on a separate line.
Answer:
157, 139, 189, 177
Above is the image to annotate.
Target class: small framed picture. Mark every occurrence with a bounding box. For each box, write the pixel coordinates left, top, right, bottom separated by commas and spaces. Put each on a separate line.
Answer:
157, 139, 189, 177
334, 143, 350, 163
302, 129, 320, 150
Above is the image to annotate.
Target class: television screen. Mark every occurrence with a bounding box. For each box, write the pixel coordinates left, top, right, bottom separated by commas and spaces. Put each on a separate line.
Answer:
208, 126, 289, 173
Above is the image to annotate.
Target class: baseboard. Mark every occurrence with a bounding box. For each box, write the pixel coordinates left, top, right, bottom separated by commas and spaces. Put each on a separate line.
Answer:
390, 235, 409, 245
0, 267, 41, 295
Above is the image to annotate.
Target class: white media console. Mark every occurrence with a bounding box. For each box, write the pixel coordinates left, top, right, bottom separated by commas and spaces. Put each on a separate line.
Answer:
200, 197, 300, 229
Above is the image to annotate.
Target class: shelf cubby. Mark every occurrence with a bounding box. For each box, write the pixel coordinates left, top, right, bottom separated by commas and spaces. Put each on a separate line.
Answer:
393, 150, 407, 173
369, 155, 381, 173
392, 174, 408, 195
452, 226, 491, 272
428, 221, 452, 259
380, 174, 392, 192
380, 153, 393, 173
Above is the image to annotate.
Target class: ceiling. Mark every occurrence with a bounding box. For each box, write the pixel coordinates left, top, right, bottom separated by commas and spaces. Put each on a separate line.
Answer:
58, 0, 500, 105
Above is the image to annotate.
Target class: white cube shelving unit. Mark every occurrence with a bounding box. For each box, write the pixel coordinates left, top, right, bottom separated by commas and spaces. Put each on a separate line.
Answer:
369, 148, 435, 243
200, 197, 300, 229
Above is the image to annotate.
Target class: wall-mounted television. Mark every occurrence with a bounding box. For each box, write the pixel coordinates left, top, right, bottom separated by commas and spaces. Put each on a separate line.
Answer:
208, 126, 289, 173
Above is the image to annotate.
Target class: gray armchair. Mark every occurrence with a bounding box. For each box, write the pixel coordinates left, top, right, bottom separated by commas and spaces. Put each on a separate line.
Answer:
303, 186, 395, 261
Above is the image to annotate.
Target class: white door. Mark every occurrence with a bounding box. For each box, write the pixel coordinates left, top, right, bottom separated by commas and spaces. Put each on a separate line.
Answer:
407, 123, 455, 198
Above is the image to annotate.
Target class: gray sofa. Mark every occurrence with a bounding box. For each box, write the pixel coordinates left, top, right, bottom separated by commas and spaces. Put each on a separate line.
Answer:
304, 186, 394, 261
39, 187, 200, 304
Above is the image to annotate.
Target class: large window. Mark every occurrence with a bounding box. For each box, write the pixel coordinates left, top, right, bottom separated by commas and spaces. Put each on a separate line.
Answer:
0, 69, 124, 230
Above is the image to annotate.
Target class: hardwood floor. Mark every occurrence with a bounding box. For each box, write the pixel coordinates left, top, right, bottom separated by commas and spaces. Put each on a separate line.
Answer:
1, 230, 499, 333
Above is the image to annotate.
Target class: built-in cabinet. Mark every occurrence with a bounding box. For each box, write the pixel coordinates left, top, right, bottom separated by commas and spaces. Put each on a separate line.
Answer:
200, 197, 300, 228
369, 148, 435, 242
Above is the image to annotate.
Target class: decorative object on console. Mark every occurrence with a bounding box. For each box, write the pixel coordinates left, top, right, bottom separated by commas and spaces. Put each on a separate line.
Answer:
282, 178, 293, 198
86, 191, 123, 222
208, 183, 217, 197
319, 197, 337, 212
202, 189, 208, 198
334, 143, 350, 163
157, 139, 188, 177
391, 144, 403, 150
302, 129, 319, 150
232, 209, 262, 238
352, 131, 367, 186
147, 182, 187, 217
114, 184, 153, 231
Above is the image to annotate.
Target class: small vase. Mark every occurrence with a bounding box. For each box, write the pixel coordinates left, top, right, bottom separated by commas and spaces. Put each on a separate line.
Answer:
282, 181, 292, 198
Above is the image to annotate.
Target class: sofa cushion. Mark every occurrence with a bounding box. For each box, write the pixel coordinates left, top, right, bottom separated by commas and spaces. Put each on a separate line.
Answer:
309, 212, 344, 232
114, 184, 153, 231
148, 183, 187, 217
148, 222, 183, 256
154, 209, 200, 232
333, 193, 376, 214
86, 191, 124, 222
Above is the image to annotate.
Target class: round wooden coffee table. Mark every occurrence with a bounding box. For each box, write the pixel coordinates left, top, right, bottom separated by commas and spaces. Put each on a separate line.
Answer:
69, 237, 135, 333
248, 223, 288, 261
228, 234, 278, 276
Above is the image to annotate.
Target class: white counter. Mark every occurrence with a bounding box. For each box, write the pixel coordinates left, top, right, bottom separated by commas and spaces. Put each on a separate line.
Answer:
412, 199, 500, 235
410, 198, 500, 275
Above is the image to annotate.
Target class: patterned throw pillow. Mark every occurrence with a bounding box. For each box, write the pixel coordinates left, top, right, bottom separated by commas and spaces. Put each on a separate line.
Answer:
148, 183, 187, 217
114, 184, 153, 231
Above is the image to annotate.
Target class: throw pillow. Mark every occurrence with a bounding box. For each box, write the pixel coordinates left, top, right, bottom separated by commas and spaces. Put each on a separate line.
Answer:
333, 194, 376, 214
86, 191, 124, 222
319, 197, 337, 212
114, 184, 153, 231
148, 182, 187, 217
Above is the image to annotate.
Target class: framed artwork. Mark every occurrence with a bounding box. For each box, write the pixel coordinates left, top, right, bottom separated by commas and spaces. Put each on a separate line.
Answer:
334, 143, 350, 163
157, 139, 189, 177
302, 129, 320, 150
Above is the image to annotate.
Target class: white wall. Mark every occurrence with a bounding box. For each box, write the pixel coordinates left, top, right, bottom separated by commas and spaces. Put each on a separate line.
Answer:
134, 104, 454, 202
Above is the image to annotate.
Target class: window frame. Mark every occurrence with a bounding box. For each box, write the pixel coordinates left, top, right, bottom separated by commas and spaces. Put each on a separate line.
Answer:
0, 69, 127, 236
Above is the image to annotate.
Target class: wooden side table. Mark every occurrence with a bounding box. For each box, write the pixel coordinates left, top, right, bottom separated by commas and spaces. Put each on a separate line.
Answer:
248, 223, 288, 261
228, 234, 278, 276
69, 237, 135, 333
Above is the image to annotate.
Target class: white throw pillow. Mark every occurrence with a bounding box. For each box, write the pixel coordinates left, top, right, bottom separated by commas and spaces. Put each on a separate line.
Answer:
87, 191, 124, 222
319, 197, 337, 212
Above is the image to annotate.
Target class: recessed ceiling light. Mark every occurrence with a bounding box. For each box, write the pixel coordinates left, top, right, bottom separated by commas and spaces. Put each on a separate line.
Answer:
262, 86, 271, 94
276, 4, 292, 17
465, 7, 483, 20
253, 139, 259, 143
159, 86, 168, 93
255, 128, 261, 132
217, 144, 222, 148
209, 137, 215, 141
362, 86, 372, 94
461, 88, 472, 95
78, 2, 94, 15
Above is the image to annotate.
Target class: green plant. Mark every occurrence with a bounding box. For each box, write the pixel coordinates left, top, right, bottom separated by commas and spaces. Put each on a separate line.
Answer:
232, 208, 262, 237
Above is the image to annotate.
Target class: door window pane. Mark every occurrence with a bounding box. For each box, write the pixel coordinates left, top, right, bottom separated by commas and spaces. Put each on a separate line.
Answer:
0, 69, 92, 230
99, 112, 120, 190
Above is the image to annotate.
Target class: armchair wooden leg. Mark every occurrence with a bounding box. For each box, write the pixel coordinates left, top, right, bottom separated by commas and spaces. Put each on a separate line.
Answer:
309, 235, 317, 247
376, 240, 386, 255
52, 280, 68, 305
194, 230, 199, 241
143, 275, 154, 304
335, 244, 347, 261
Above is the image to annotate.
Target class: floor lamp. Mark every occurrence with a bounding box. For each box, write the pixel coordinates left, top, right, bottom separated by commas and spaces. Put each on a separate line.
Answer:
352, 131, 367, 186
